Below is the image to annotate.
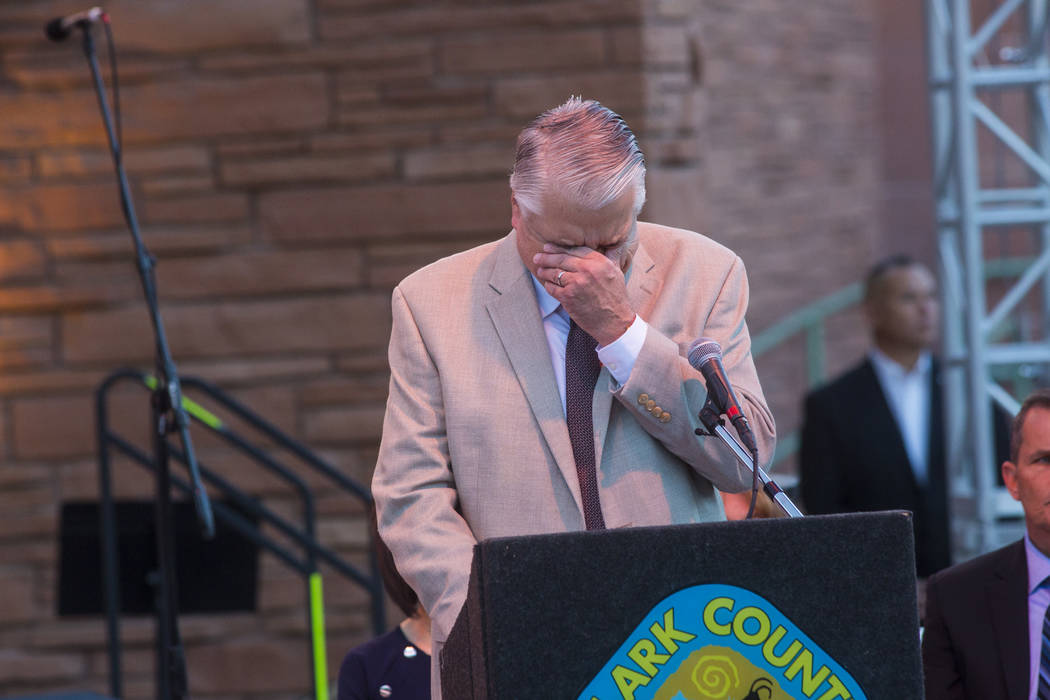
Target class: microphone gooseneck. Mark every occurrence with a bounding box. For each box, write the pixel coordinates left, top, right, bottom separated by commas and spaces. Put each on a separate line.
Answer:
687, 337, 804, 518
688, 337, 761, 517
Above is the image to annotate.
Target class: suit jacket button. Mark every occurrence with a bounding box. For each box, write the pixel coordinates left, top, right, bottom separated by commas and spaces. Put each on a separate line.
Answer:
638, 393, 649, 405
645, 399, 656, 410
651, 405, 662, 415
659, 412, 671, 423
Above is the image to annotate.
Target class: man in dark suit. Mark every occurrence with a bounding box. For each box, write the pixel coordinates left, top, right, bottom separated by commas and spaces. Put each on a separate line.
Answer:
922, 389, 1050, 700
799, 255, 950, 577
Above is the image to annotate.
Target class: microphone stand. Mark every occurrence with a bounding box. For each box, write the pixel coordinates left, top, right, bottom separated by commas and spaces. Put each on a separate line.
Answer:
697, 400, 803, 518
76, 21, 215, 700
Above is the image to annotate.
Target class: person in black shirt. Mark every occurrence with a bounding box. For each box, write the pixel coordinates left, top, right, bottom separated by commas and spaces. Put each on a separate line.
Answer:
338, 505, 431, 700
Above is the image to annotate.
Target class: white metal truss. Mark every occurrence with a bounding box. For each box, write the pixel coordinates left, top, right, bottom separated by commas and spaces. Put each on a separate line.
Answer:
926, 0, 1050, 558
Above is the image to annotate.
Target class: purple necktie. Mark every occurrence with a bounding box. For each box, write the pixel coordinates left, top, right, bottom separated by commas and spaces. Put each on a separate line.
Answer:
1039, 581, 1050, 699
565, 319, 606, 530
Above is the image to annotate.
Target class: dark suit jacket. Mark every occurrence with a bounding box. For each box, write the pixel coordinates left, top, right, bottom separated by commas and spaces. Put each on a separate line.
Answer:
799, 357, 950, 577
921, 539, 1028, 700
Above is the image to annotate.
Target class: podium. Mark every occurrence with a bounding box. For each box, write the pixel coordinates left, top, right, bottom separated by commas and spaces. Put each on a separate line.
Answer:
441, 512, 922, 699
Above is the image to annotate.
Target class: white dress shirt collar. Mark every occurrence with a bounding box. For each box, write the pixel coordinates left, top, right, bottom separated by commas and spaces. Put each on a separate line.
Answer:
1026, 532, 1050, 596
529, 273, 564, 321
1025, 532, 1050, 699
868, 347, 932, 381
526, 272, 646, 412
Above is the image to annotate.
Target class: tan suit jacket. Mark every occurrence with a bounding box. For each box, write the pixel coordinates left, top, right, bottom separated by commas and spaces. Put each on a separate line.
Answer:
371, 222, 775, 669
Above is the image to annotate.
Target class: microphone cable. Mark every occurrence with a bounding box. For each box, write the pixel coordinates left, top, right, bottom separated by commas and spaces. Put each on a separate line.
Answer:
745, 441, 759, 519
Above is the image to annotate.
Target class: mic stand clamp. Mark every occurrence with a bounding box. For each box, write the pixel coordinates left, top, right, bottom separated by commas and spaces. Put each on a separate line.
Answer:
696, 403, 803, 518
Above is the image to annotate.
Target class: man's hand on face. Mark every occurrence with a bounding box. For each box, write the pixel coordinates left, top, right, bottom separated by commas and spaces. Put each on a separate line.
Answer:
534, 242, 636, 346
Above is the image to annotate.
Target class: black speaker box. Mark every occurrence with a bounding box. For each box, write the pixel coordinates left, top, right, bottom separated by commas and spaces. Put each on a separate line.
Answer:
58, 499, 258, 616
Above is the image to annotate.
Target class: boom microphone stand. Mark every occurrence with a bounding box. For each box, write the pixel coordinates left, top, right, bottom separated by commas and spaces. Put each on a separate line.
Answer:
58, 13, 216, 700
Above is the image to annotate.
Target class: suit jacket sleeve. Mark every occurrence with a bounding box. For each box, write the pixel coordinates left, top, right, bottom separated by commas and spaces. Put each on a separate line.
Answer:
799, 389, 844, 514
922, 570, 967, 700
371, 286, 476, 642
613, 254, 775, 491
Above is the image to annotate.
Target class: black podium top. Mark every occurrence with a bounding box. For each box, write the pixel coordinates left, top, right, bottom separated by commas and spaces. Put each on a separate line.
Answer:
443, 511, 921, 699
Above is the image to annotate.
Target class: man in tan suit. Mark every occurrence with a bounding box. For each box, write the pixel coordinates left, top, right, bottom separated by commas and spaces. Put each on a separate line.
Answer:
371, 97, 776, 695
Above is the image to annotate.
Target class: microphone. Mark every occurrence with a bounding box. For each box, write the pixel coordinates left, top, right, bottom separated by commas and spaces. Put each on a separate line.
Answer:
44, 7, 104, 42
687, 337, 757, 453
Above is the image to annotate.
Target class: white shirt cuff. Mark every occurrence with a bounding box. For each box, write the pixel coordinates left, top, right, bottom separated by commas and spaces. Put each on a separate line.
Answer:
597, 315, 647, 386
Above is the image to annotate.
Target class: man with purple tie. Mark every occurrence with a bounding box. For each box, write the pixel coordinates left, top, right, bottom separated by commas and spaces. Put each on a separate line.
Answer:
922, 389, 1050, 699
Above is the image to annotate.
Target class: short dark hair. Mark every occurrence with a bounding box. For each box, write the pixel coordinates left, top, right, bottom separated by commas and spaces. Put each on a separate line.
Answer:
370, 502, 420, 618
1010, 389, 1050, 463
864, 254, 921, 303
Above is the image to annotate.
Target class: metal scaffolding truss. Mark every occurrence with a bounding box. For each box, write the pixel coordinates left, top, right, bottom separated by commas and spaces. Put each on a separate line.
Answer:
926, 0, 1050, 558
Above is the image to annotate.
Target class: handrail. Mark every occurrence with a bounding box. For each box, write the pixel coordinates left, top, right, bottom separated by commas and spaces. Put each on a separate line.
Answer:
749, 256, 1036, 472
752, 283, 863, 361
96, 368, 385, 700
177, 375, 373, 503
143, 375, 320, 562
751, 283, 863, 470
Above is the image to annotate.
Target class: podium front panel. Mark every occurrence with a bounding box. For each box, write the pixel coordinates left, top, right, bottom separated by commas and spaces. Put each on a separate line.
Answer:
442, 511, 921, 699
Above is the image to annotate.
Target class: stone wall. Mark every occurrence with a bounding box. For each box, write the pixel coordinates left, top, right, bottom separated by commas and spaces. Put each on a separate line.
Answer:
0, 0, 883, 696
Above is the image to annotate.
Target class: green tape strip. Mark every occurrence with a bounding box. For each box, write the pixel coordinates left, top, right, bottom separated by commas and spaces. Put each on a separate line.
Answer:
142, 375, 224, 430
310, 572, 330, 700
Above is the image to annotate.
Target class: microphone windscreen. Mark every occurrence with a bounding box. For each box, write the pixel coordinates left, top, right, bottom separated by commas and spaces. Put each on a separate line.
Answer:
687, 337, 722, 371
45, 17, 69, 41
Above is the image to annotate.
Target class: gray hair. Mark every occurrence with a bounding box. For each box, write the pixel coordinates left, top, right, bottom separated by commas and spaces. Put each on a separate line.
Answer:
509, 97, 646, 216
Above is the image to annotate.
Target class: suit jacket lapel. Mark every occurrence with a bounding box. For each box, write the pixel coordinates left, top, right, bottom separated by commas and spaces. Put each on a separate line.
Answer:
987, 540, 1029, 700
592, 243, 657, 468
927, 361, 946, 483
859, 359, 919, 492
484, 233, 583, 515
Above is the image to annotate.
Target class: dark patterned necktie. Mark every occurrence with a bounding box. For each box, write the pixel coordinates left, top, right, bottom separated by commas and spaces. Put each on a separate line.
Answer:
1040, 594, 1050, 699
565, 319, 606, 530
